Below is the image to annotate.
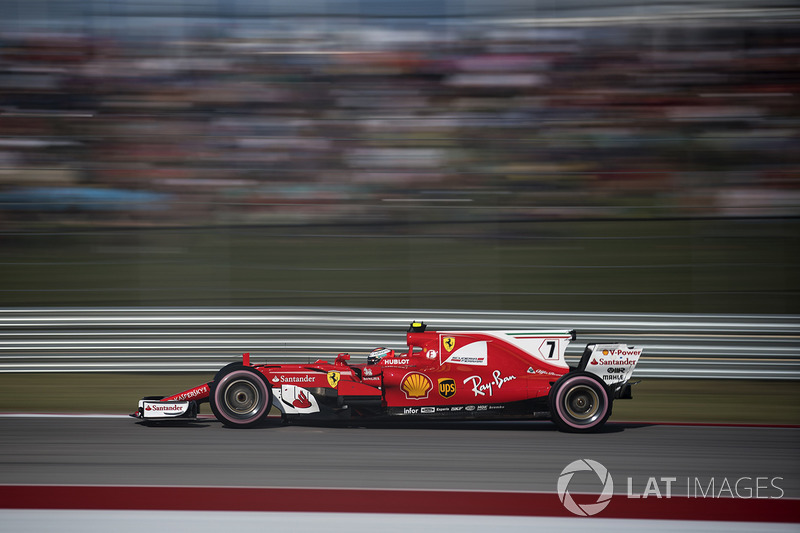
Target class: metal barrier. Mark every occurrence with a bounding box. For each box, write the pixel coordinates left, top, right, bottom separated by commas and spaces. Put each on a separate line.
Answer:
0, 307, 797, 379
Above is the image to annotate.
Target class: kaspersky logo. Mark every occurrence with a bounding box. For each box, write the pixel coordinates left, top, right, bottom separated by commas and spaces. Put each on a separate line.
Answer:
557, 459, 614, 516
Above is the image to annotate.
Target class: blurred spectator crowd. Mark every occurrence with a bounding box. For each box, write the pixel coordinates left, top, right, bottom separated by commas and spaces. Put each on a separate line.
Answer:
0, 7, 798, 228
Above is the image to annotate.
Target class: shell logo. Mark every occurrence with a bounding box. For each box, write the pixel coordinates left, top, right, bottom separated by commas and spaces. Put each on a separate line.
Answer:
401, 372, 433, 400
602, 350, 609, 356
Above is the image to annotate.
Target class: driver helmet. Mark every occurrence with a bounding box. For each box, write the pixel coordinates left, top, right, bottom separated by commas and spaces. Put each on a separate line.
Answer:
367, 347, 393, 365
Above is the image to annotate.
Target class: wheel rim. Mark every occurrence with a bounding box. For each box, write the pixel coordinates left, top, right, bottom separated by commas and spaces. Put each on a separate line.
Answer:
564, 384, 600, 422
224, 379, 260, 415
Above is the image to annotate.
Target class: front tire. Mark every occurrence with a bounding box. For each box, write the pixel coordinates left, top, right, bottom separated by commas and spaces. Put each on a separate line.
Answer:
210, 366, 273, 428
549, 372, 612, 432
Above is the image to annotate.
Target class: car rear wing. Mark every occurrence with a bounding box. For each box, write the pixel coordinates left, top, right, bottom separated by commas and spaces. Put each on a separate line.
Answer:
576, 343, 643, 399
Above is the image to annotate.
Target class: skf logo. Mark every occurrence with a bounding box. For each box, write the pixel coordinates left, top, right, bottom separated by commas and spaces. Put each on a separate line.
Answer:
443, 337, 456, 352
438, 378, 456, 398
401, 372, 433, 400
327, 371, 341, 388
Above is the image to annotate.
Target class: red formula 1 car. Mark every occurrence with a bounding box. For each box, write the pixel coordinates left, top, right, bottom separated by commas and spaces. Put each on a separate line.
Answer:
133, 322, 643, 432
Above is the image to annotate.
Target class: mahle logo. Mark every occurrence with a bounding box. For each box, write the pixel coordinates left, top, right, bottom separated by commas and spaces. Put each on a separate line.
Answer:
557, 459, 614, 516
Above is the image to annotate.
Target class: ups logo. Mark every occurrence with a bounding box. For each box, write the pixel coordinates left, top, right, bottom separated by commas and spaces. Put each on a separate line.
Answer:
438, 378, 456, 398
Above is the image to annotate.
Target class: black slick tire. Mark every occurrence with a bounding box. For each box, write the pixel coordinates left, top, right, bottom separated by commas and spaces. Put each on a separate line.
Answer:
209, 366, 273, 428
548, 372, 612, 433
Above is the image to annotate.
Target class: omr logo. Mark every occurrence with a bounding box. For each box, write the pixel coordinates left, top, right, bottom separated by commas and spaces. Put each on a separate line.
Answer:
557, 459, 614, 516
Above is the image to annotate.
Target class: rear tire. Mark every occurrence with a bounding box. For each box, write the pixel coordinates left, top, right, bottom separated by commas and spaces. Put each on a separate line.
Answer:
549, 372, 612, 432
210, 366, 273, 428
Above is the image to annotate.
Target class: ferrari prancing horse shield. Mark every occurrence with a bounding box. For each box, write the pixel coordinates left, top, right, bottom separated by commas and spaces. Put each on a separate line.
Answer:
327, 371, 341, 388
443, 337, 455, 352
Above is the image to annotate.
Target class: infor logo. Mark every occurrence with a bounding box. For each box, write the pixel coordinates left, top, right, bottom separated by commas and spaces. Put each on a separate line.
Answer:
557, 459, 614, 516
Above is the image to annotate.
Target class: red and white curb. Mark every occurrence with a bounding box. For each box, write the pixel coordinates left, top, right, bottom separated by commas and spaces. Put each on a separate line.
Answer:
0, 485, 797, 521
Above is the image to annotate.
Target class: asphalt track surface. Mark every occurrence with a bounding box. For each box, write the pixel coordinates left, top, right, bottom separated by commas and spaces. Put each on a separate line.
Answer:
1, 416, 798, 499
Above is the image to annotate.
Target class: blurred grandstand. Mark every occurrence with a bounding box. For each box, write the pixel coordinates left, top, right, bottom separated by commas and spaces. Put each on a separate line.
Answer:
0, 0, 797, 228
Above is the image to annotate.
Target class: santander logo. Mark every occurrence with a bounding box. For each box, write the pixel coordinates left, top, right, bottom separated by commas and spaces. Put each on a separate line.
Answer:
591, 358, 638, 366
292, 391, 312, 409
145, 404, 184, 412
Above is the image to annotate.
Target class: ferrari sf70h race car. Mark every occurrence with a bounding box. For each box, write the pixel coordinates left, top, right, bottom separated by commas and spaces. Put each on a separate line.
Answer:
132, 322, 643, 432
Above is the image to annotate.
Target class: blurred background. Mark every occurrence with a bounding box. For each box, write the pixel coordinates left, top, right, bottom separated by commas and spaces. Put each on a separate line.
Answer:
0, 0, 798, 312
